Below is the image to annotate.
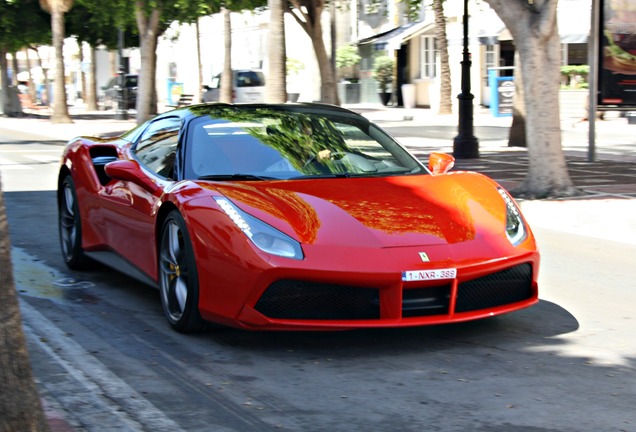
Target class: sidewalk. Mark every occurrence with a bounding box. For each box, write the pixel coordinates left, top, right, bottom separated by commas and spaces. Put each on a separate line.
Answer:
2, 103, 636, 229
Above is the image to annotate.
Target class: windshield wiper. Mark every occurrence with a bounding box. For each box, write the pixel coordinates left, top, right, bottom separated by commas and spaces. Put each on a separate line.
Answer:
197, 173, 277, 181
288, 173, 351, 180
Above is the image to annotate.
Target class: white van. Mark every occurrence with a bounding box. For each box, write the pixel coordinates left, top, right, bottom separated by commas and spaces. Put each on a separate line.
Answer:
202, 70, 266, 103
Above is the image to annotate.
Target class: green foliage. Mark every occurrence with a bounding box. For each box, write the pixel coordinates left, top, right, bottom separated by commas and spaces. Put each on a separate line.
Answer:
335, 45, 360, 69
560, 65, 589, 77
68, 0, 138, 49
373, 55, 394, 93
402, 0, 423, 22
287, 58, 304, 76
560, 65, 589, 89
0, 0, 51, 52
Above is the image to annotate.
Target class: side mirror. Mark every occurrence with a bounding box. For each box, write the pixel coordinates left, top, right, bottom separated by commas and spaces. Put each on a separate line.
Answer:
104, 160, 159, 193
428, 152, 455, 175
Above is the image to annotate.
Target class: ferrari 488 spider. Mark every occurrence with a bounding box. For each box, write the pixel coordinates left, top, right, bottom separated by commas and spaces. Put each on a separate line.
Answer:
57, 103, 539, 332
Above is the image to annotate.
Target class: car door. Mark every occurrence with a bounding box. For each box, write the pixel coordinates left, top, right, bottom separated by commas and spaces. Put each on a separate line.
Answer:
98, 116, 181, 279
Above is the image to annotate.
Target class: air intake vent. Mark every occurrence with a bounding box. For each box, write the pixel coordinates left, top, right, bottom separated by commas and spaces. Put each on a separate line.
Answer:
455, 264, 533, 313
255, 280, 380, 320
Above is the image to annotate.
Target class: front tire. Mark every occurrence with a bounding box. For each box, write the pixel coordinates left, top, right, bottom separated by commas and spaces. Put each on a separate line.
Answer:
59, 176, 90, 270
158, 210, 204, 333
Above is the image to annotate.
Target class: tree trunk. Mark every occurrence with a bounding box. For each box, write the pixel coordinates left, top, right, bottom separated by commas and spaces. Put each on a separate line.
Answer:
288, 0, 339, 105
266, 0, 287, 103
0, 180, 50, 432
0, 48, 11, 114
135, 3, 161, 124
25, 49, 38, 103
195, 18, 203, 104
310, 21, 338, 105
11, 53, 19, 86
78, 44, 86, 104
221, 8, 233, 104
484, 0, 577, 198
50, 8, 73, 123
85, 46, 98, 111
508, 51, 526, 147
433, 0, 452, 115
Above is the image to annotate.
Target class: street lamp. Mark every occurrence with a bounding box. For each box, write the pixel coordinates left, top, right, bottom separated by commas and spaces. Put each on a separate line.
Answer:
452, 0, 479, 159
115, 28, 128, 121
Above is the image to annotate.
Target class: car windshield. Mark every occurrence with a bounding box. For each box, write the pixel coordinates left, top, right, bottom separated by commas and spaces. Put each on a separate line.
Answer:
236, 71, 265, 87
184, 106, 426, 181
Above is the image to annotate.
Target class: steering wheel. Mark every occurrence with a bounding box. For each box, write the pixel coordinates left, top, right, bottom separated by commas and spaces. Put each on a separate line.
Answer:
303, 151, 348, 167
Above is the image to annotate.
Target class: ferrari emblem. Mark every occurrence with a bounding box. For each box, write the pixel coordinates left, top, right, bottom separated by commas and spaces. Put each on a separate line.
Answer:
419, 252, 430, 262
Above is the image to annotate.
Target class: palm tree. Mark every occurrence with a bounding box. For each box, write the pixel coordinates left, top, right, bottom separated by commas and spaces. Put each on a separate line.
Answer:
432, 0, 452, 114
0, 181, 49, 431
39, 0, 74, 123
266, 0, 287, 103
220, 7, 233, 103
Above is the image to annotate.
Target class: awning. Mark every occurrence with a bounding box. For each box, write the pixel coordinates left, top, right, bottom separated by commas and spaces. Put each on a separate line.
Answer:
357, 21, 434, 51
473, 4, 590, 45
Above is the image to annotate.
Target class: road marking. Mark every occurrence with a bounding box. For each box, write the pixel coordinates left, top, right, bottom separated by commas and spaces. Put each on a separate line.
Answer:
0, 153, 59, 170
0, 156, 19, 165
27, 154, 60, 163
0, 165, 31, 170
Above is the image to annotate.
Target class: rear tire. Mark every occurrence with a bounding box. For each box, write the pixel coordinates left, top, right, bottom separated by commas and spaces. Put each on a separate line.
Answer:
59, 176, 91, 270
158, 211, 205, 333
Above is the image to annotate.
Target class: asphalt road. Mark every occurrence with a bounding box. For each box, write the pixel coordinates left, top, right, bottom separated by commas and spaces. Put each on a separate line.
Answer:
1, 129, 635, 432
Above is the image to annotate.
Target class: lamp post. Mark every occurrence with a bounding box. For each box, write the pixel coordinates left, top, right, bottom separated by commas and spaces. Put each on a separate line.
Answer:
452, 0, 479, 159
115, 28, 128, 120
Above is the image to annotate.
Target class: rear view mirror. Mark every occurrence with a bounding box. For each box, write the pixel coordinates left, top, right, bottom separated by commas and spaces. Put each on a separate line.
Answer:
428, 152, 455, 175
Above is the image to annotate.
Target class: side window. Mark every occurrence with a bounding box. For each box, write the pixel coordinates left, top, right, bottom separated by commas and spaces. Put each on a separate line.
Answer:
211, 75, 221, 89
135, 117, 181, 179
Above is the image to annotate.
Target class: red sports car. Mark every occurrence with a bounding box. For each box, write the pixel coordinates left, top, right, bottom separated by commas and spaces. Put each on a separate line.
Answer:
58, 103, 539, 332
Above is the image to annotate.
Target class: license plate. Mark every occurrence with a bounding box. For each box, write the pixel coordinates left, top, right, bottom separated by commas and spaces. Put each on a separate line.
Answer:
402, 268, 457, 282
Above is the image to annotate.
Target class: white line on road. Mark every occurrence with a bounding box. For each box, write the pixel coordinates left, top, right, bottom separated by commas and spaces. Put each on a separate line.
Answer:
0, 156, 19, 165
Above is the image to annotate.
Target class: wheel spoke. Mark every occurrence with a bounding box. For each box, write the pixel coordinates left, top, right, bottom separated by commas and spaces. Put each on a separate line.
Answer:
175, 277, 188, 312
168, 223, 182, 263
159, 249, 178, 273
64, 186, 75, 216
60, 182, 78, 259
63, 229, 76, 255
167, 278, 182, 315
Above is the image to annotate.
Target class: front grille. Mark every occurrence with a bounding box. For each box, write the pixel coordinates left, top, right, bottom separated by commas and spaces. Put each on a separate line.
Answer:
402, 285, 451, 317
455, 263, 533, 313
254, 280, 380, 320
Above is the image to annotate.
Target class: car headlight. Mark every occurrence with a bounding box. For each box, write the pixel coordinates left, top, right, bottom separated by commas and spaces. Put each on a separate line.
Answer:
497, 188, 527, 246
214, 197, 304, 260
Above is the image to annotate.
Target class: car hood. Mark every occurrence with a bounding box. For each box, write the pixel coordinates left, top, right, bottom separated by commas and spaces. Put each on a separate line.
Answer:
206, 173, 508, 248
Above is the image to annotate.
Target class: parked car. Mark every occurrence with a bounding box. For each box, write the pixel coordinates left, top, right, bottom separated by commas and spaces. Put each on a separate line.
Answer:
57, 103, 539, 333
202, 70, 265, 103
102, 74, 138, 110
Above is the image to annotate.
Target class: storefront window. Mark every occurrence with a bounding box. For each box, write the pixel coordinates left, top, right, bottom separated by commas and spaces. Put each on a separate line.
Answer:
419, 36, 437, 79
562, 43, 588, 65
483, 44, 496, 85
